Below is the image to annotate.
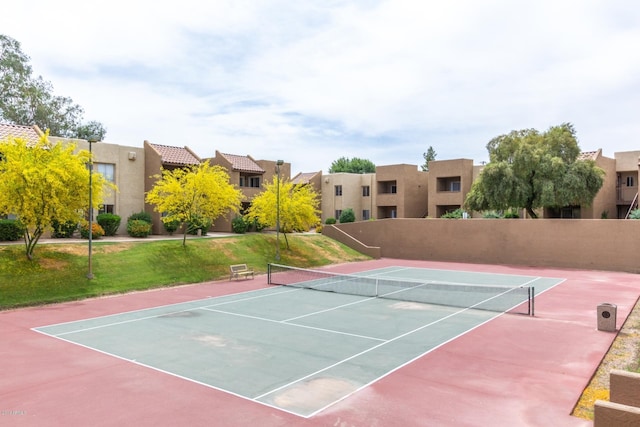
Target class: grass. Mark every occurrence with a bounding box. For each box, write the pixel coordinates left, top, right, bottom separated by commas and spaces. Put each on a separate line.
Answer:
0, 233, 370, 310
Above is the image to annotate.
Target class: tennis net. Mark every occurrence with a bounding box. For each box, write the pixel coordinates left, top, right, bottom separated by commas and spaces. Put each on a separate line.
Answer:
267, 263, 534, 316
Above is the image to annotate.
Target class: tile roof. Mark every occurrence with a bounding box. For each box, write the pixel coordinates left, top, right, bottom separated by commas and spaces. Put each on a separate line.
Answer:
578, 150, 600, 161
0, 123, 43, 146
149, 143, 200, 166
291, 172, 319, 184
220, 153, 265, 173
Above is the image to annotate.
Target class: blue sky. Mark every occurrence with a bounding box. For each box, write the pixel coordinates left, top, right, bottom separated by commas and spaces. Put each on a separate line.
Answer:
4, 0, 640, 174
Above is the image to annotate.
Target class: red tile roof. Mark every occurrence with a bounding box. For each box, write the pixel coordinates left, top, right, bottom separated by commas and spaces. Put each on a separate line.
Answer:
0, 123, 43, 146
148, 143, 200, 166
291, 172, 319, 184
578, 150, 600, 161
220, 153, 265, 173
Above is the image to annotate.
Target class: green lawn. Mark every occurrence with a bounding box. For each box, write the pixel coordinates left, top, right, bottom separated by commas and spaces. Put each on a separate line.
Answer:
0, 233, 369, 310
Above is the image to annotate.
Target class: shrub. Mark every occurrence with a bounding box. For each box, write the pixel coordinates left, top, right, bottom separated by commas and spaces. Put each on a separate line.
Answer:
162, 218, 181, 235
315, 224, 323, 234
504, 210, 520, 218
325, 217, 337, 225
186, 216, 212, 235
482, 211, 501, 219
232, 217, 249, 234
0, 219, 24, 241
97, 213, 121, 236
127, 219, 152, 237
339, 208, 356, 223
250, 218, 267, 232
51, 220, 77, 238
80, 222, 105, 239
441, 208, 464, 219
128, 211, 152, 224
629, 209, 640, 219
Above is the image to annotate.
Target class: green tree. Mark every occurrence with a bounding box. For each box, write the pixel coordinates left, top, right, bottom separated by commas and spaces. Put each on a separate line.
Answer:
0, 133, 112, 259
76, 121, 107, 141
464, 123, 605, 218
328, 157, 376, 174
0, 34, 106, 139
421, 146, 437, 171
145, 162, 243, 246
244, 179, 320, 250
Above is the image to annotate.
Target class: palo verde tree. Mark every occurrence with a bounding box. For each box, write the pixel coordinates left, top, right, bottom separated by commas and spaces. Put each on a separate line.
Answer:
464, 123, 605, 218
328, 157, 376, 173
0, 133, 111, 259
145, 162, 243, 246
244, 179, 320, 250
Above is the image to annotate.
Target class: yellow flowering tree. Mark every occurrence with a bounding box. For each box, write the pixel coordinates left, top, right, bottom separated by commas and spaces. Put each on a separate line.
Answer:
0, 134, 110, 259
145, 162, 243, 246
244, 179, 320, 250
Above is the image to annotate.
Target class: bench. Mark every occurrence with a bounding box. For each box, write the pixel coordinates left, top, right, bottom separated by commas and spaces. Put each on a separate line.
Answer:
229, 264, 254, 281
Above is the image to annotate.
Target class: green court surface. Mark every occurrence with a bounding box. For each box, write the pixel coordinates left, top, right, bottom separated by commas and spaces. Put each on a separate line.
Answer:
34, 266, 563, 418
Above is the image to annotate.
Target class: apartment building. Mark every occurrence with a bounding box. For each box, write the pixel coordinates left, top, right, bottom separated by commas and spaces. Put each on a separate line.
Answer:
143, 141, 201, 234
320, 164, 428, 222
3, 122, 640, 234
427, 158, 476, 218
321, 172, 376, 222
206, 151, 291, 232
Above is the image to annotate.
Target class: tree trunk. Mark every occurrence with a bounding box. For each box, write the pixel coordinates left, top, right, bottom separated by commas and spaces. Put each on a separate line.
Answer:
24, 227, 43, 260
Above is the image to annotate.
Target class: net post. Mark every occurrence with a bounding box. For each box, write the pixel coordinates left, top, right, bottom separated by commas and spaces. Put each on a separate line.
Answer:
529, 287, 535, 316
267, 263, 272, 285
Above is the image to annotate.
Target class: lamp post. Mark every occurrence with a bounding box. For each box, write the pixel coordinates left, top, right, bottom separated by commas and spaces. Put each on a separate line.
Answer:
275, 160, 284, 261
87, 137, 98, 279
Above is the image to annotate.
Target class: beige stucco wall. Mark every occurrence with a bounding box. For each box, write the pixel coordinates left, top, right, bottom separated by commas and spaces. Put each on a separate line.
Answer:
324, 218, 640, 273
321, 173, 376, 222
60, 137, 146, 235
427, 159, 474, 217
583, 153, 617, 219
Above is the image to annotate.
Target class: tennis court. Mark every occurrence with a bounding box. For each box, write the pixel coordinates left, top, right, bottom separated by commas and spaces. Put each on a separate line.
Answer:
33, 265, 563, 418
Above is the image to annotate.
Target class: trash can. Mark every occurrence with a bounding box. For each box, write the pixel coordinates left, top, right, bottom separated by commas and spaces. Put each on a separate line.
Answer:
597, 303, 617, 332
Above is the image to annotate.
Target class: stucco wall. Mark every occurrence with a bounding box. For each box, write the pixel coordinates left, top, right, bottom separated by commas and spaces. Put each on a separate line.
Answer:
324, 218, 640, 273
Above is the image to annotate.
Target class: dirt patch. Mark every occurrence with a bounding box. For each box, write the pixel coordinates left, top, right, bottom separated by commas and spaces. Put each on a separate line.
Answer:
39, 258, 69, 270
273, 377, 358, 411
572, 297, 640, 420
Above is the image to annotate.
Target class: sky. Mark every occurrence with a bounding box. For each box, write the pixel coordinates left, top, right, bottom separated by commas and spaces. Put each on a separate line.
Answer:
3, 0, 640, 174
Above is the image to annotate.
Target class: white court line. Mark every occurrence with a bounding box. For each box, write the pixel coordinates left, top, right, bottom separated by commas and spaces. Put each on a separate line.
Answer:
199, 307, 386, 342
35, 287, 302, 336
251, 294, 504, 402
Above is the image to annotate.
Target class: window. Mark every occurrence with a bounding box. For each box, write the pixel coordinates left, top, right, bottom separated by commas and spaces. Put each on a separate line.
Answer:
95, 163, 115, 182
390, 185, 397, 194
98, 204, 114, 215
249, 177, 260, 188
362, 210, 370, 220
627, 176, 635, 187
362, 186, 370, 197
335, 210, 342, 219
239, 177, 245, 187
335, 185, 343, 196
437, 177, 461, 192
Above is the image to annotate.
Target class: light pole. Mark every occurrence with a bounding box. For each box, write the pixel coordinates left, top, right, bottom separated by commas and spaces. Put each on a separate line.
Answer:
87, 137, 98, 279
275, 160, 284, 261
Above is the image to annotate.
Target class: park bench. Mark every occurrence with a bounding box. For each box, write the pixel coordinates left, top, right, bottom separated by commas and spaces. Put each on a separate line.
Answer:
229, 264, 254, 281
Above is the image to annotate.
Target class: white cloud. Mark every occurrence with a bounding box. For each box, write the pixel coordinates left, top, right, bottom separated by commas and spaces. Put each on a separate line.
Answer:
3, 0, 640, 173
